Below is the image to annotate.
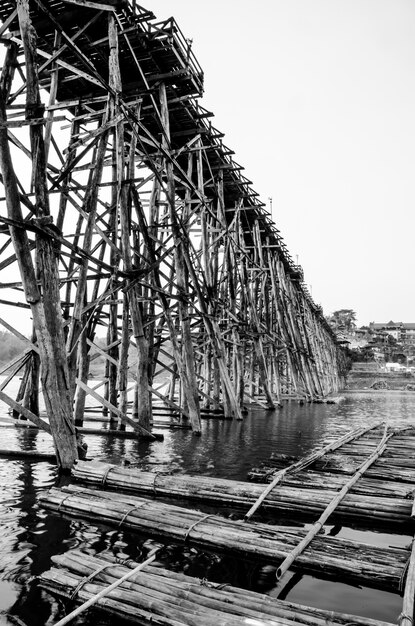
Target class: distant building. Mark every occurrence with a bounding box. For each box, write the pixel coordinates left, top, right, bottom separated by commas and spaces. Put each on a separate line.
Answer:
370, 321, 403, 341
369, 321, 415, 345
401, 324, 415, 345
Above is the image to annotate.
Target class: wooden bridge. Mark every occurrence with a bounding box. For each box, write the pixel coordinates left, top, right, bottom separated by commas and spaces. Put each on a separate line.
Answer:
0, 0, 346, 468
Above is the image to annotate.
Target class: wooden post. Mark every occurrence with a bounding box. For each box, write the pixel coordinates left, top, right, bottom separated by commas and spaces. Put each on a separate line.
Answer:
159, 82, 201, 433
66, 113, 110, 397
73, 333, 89, 428
109, 14, 151, 430
117, 293, 130, 431
0, 5, 78, 469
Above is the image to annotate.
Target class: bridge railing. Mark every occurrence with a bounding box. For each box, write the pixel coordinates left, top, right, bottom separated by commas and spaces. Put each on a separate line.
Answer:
148, 16, 204, 96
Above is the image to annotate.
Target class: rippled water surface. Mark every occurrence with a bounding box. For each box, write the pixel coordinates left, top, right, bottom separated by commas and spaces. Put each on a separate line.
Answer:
0, 382, 414, 625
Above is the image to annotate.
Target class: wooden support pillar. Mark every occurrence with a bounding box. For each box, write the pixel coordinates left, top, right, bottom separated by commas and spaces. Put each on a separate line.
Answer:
44, 30, 60, 163
212, 170, 225, 407
73, 339, 88, 427
109, 15, 151, 430
117, 293, 130, 431
159, 82, 201, 434
143, 145, 157, 393
268, 254, 300, 398
23, 330, 40, 417
66, 116, 109, 398
107, 145, 120, 429
251, 221, 275, 409
0, 5, 77, 469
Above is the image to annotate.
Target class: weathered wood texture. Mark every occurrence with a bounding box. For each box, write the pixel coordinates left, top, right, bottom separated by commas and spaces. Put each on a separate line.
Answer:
72, 458, 414, 528
72, 424, 415, 531
38, 549, 396, 626
249, 425, 415, 484
0, 0, 347, 457
39, 484, 409, 590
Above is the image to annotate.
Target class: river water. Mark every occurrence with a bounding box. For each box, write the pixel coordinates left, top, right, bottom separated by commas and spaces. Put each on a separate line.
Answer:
0, 381, 414, 625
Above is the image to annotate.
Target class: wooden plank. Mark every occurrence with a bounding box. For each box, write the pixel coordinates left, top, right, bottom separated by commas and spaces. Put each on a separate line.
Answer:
75, 379, 161, 441
0, 10, 17, 37
0, 116, 66, 127
0, 391, 51, 433
0, 448, 56, 461
62, 0, 116, 10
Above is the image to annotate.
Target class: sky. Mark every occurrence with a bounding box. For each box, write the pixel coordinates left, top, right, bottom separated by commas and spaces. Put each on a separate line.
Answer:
149, 0, 415, 326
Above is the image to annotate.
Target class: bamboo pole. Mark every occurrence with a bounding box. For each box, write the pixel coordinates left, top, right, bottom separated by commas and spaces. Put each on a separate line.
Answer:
244, 422, 383, 520
39, 484, 409, 589
72, 459, 413, 525
40, 549, 396, 626
52, 546, 160, 626
75, 379, 159, 440
276, 424, 391, 581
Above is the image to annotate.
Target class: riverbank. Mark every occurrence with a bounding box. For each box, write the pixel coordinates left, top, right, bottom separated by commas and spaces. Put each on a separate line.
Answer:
346, 369, 415, 391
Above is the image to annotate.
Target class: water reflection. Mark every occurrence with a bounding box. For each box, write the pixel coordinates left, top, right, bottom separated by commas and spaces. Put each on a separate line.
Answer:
0, 391, 414, 623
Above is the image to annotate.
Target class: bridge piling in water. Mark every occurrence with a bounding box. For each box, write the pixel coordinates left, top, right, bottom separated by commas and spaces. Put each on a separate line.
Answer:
0, 0, 347, 467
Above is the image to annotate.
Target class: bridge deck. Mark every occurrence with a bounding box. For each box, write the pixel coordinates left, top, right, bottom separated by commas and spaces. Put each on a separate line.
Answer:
0, 1, 267, 222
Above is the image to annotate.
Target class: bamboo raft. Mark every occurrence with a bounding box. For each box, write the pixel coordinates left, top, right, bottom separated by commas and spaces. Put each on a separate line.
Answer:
39, 484, 409, 590
69, 423, 415, 530
36, 423, 415, 622
71, 459, 414, 528
248, 424, 415, 485
37, 549, 395, 626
